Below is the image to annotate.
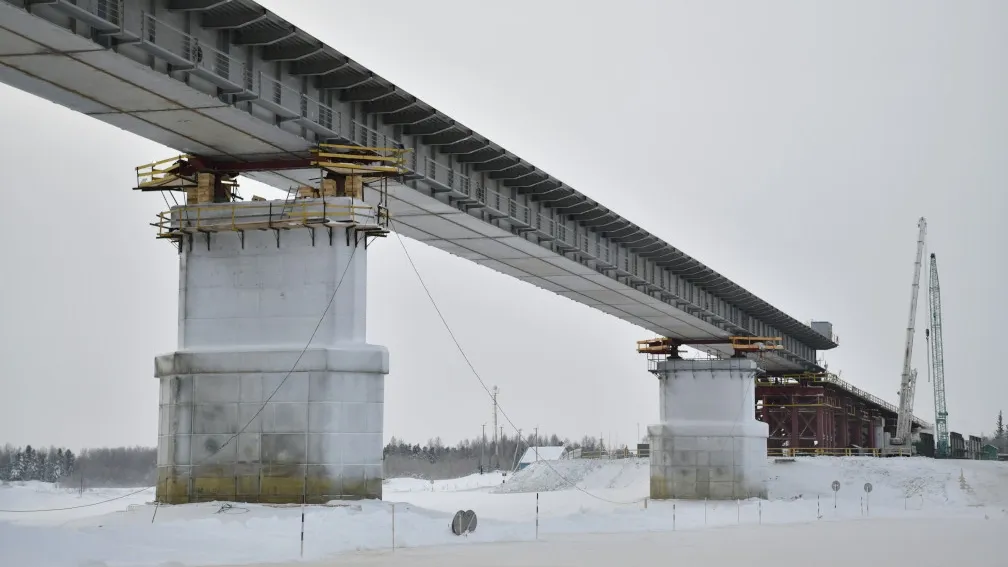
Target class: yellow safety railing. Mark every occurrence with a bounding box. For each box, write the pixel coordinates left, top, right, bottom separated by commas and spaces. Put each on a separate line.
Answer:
756, 372, 933, 430
768, 447, 883, 458
152, 201, 386, 239
636, 336, 784, 355
311, 144, 410, 176
729, 336, 784, 352
135, 155, 189, 189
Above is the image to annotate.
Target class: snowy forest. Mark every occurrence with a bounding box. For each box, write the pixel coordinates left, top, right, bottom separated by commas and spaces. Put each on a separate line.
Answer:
381, 432, 621, 479
0, 432, 615, 486
0, 445, 77, 484
2, 412, 1004, 487
0, 445, 156, 487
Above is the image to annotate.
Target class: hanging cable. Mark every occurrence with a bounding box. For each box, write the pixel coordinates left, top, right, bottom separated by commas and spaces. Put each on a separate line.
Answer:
389, 220, 644, 506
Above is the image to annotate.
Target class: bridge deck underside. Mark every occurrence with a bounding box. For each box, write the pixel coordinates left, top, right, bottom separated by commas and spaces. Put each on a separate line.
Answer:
0, 0, 830, 373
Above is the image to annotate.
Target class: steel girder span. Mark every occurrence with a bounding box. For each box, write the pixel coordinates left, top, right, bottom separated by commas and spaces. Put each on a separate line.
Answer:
0, 0, 836, 373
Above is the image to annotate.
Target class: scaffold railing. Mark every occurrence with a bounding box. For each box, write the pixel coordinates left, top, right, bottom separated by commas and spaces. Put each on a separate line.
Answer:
152, 201, 385, 241
135, 155, 189, 189
768, 447, 886, 458
758, 371, 933, 429
311, 144, 410, 176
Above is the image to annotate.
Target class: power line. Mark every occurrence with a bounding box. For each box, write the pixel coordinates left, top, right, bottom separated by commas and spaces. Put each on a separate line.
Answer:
389, 221, 643, 506
1, 233, 375, 513
0, 486, 152, 514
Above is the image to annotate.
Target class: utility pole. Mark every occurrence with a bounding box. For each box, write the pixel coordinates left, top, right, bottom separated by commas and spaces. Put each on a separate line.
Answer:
510, 428, 522, 472
481, 423, 486, 473
534, 426, 539, 462
492, 386, 499, 469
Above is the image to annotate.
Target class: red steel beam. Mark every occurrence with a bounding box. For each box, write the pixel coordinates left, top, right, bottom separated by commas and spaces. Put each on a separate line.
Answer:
179, 156, 315, 175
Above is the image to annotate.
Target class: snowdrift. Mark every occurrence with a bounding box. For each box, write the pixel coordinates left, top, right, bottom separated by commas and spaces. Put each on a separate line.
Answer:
1, 457, 1005, 567
492, 457, 649, 493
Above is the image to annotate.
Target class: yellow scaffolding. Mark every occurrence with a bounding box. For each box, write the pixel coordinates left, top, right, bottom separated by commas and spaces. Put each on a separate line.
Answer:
135, 155, 191, 190
635, 336, 784, 355
152, 201, 385, 241
729, 336, 784, 352
310, 144, 410, 176
768, 447, 882, 458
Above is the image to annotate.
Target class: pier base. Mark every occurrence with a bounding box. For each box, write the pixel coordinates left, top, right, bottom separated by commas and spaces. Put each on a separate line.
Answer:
154, 198, 388, 504
648, 358, 768, 500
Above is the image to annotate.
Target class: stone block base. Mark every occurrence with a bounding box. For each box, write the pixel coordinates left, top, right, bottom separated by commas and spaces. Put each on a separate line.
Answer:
648, 421, 768, 500
154, 347, 387, 504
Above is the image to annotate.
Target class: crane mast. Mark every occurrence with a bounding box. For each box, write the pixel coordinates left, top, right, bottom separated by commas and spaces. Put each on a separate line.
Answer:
894, 217, 927, 447
928, 253, 949, 457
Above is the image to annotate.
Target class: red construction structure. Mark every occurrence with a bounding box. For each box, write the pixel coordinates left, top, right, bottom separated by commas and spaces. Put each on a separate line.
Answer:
756, 372, 927, 454
636, 336, 931, 456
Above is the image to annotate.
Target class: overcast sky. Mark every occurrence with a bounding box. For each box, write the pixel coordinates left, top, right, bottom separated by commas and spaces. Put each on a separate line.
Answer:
0, 0, 1005, 451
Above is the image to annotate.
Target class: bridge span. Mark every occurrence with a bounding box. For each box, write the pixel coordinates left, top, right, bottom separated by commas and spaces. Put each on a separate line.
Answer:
0, 0, 929, 504
0, 0, 836, 372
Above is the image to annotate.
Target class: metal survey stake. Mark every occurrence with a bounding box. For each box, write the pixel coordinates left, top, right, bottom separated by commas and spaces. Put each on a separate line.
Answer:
532, 490, 540, 536
864, 482, 872, 515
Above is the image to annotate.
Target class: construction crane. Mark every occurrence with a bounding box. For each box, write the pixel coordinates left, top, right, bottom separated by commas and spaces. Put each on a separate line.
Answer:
891, 217, 927, 453
928, 253, 950, 457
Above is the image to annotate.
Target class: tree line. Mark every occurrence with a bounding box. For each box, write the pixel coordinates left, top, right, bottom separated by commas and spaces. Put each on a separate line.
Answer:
3, 414, 1003, 489
0, 445, 76, 483
0, 445, 155, 487
0, 432, 619, 486
382, 432, 622, 479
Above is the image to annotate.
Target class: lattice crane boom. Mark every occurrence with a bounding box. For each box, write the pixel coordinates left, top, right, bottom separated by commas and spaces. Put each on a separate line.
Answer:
928, 253, 949, 457
895, 217, 927, 445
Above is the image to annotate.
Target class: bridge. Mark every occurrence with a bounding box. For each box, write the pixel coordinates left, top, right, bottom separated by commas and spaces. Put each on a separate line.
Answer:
0, 0, 930, 504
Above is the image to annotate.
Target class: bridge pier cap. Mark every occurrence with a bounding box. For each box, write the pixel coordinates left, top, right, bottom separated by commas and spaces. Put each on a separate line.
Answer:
647, 358, 769, 500
154, 197, 389, 505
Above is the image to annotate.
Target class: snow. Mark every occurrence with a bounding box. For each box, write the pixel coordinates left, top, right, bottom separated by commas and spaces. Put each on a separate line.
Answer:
1, 457, 1006, 566
516, 446, 567, 464
244, 518, 1005, 567
493, 456, 648, 494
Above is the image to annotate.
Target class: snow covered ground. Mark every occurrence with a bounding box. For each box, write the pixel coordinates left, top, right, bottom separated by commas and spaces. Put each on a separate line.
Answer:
0, 456, 1005, 566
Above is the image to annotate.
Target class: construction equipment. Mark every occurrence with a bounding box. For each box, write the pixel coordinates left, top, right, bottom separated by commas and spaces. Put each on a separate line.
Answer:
636, 336, 783, 375
887, 217, 927, 455
134, 143, 411, 247
927, 253, 950, 457
636, 336, 783, 356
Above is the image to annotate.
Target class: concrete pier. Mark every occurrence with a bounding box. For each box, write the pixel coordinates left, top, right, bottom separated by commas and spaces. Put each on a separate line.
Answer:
647, 358, 768, 500
154, 197, 388, 504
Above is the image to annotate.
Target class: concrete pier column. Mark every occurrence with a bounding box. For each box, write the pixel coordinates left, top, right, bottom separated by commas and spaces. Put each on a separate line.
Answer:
647, 358, 768, 500
154, 197, 388, 504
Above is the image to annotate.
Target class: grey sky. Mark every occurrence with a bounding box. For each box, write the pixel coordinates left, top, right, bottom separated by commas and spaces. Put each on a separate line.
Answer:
0, 0, 1005, 451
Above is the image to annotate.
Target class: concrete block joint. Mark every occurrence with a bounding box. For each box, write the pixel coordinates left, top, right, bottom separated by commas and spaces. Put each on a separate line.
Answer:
648, 358, 769, 500
155, 200, 389, 505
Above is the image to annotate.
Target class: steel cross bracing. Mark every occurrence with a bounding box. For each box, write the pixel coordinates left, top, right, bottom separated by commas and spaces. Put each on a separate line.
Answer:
757, 373, 930, 453
0, 0, 836, 373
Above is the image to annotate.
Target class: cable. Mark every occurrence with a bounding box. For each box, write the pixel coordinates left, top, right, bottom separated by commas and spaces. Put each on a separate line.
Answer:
389, 220, 643, 506
0, 232, 375, 514
0, 485, 153, 513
